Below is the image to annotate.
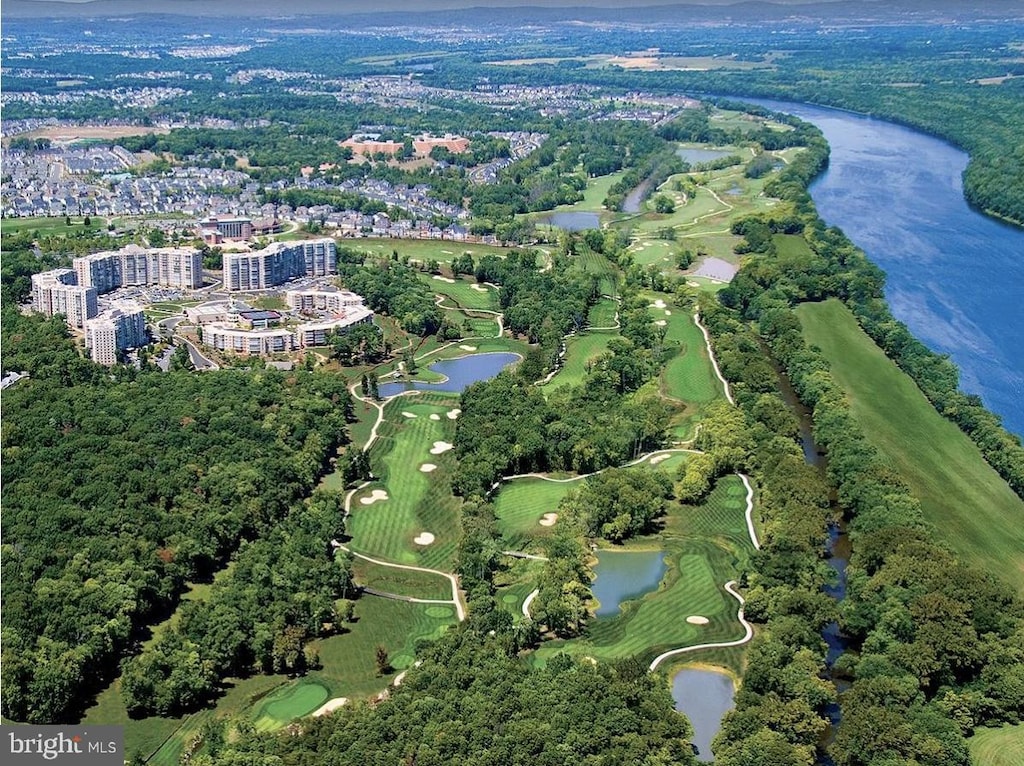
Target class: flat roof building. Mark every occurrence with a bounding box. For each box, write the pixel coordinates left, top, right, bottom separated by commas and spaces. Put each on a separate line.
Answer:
73, 245, 203, 293
223, 239, 336, 291
85, 300, 147, 366
31, 269, 98, 329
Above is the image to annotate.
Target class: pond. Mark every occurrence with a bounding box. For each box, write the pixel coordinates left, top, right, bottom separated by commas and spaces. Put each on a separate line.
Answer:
377, 352, 520, 397
677, 147, 733, 164
541, 211, 601, 230
672, 668, 736, 762
591, 549, 668, 618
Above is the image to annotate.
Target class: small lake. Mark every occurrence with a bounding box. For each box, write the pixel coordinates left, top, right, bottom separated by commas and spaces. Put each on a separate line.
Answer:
677, 147, 733, 164
542, 211, 601, 230
672, 668, 735, 762
377, 352, 520, 397
591, 550, 667, 617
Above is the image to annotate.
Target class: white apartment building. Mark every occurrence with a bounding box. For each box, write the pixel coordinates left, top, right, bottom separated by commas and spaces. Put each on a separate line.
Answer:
85, 301, 147, 366
285, 287, 365, 313
73, 245, 203, 293
223, 239, 336, 291
31, 269, 98, 328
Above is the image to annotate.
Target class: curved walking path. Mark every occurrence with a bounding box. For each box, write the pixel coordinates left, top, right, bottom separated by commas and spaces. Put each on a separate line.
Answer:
522, 588, 540, 619
334, 543, 466, 622
648, 581, 753, 671
739, 473, 761, 551
694, 312, 734, 405
361, 586, 460, 606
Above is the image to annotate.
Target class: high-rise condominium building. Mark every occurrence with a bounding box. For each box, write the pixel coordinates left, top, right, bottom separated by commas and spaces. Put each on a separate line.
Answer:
223, 239, 336, 291
30, 269, 98, 328
85, 301, 147, 366
74, 245, 203, 293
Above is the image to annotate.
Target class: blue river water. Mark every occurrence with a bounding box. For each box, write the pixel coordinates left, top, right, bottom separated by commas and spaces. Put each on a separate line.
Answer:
751, 100, 1024, 438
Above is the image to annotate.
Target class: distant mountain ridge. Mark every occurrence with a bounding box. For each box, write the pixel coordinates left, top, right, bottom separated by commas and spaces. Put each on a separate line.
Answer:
5, 0, 1023, 22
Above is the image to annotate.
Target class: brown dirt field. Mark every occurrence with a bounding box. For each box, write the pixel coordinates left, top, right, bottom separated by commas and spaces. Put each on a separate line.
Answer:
10, 125, 170, 143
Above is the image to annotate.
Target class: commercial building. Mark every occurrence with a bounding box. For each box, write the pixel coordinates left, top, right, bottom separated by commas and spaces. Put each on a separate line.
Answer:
31, 268, 98, 328
197, 216, 252, 243
223, 239, 337, 291
84, 301, 147, 366
73, 245, 203, 293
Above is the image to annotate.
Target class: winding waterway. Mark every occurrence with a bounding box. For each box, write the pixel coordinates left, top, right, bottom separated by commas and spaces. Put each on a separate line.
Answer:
749, 99, 1024, 438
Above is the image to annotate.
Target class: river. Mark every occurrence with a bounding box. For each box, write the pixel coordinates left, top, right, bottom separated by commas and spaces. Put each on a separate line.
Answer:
747, 99, 1024, 438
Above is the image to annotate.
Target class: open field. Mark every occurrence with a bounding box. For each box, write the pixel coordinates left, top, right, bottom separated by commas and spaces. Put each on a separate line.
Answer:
494, 477, 578, 547
532, 476, 755, 670
344, 238, 508, 265
5, 124, 169, 144
1, 215, 104, 236
543, 332, 614, 392
797, 299, 1024, 589
968, 723, 1024, 766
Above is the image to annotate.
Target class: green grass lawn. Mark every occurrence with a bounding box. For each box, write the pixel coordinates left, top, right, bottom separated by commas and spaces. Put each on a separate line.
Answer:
657, 308, 722, 405
419, 273, 499, 311
352, 556, 454, 601
797, 299, 1024, 590
347, 397, 462, 570
543, 332, 614, 392
251, 681, 329, 732
347, 239, 508, 265
968, 723, 1024, 766
578, 248, 619, 295
493, 477, 579, 548
2, 215, 104, 237
588, 297, 618, 328
310, 596, 456, 696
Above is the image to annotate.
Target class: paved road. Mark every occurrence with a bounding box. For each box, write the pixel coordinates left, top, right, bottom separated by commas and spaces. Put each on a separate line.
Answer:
183, 338, 218, 370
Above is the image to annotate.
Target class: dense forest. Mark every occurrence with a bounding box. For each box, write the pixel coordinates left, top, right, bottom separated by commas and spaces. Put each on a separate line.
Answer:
0, 266, 355, 722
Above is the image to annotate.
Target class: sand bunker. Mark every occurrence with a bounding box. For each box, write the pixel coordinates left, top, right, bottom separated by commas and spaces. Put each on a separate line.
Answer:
539, 512, 559, 527
430, 441, 454, 455
652, 299, 667, 308
459, 344, 477, 351
687, 280, 700, 287
441, 250, 453, 254
432, 275, 456, 283
665, 310, 672, 316
686, 615, 710, 625
649, 454, 671, 466
414, 532, 436, 545
471, 284, 488, 292
312, 697, 349, 717
420, 463, 437, 473
446, 409, 461, 420
402, 411, 417, 418
655, 319, 667, 326
360, 489, 389, 506
429, 413, 441, 421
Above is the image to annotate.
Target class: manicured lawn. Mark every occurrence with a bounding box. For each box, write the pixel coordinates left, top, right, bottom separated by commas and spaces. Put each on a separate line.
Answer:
493, 477, 578, 547
629, 239, 676, 267
658, 309, 722, 405
543, 332, 614, 392
578, 248, 619, 295
346, 239, 508, 265
347, 397, 462, 570
251, 681, 329, 732
588, 297, 618, 328
968, 723, 1024, 766
797, 299, 1024, 590
419, 273, 499, 311
310, 596, 456, 696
